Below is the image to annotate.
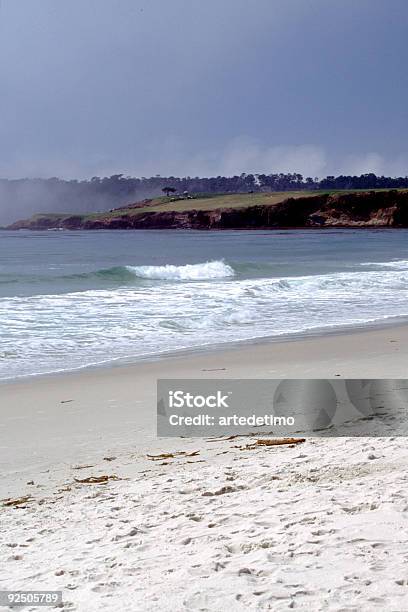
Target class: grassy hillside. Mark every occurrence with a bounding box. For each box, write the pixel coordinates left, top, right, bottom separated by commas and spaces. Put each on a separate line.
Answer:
9, 188, 408, 228
25, 191, 316, 223
87, 188, 408, 219
88, 190, 326, 219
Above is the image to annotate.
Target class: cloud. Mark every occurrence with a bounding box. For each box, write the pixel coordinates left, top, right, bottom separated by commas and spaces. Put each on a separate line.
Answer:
338, 152, 408, 177
1, 138, 408, 181
218, 139, 327, 177
110, 138, 328, 180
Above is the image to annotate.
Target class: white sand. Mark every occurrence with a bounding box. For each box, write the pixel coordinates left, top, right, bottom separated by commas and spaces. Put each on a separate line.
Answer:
2, 437, 408, 611
1, 325, 408, 610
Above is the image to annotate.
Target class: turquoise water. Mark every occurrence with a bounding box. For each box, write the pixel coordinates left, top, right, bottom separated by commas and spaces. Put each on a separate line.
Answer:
1, 228, 408, 380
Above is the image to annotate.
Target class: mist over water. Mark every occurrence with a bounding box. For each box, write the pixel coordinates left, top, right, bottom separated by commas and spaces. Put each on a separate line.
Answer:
0, 178, 162, 225
1, 229, 408, 380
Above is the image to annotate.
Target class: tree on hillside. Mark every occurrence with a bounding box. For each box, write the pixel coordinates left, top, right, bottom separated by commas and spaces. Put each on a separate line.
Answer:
162, 186, 177, 197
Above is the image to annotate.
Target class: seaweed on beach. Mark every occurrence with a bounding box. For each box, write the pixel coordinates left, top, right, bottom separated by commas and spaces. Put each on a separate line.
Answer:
236, 437, 306, 450
207, 431, 277, 442
256, 438, 306, 446
146, 450, 200, 461
73, 475, 122, 484
2, 495, 33, 507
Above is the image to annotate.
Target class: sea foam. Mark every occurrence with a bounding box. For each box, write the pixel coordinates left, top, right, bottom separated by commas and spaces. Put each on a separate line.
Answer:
126, 260, 235, 280
360, 259, 408, 270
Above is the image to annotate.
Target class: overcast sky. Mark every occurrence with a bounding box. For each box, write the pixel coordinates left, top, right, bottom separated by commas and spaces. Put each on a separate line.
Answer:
1, 0, 407, 179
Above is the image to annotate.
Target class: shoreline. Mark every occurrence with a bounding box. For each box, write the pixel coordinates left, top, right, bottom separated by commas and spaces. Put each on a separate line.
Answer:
1, 323, 407, 498
5, 225, 408, 231
2, 315, 408, 385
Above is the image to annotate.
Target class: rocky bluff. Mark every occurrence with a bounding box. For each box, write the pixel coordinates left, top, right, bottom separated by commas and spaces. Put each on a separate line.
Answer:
8, 190, 408, 230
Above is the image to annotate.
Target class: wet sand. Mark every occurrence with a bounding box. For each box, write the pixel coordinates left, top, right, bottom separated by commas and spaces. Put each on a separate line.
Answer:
1, 323, 407, 497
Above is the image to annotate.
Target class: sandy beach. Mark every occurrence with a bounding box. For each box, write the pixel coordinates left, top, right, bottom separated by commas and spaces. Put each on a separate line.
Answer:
1, 323, 408, 496
1, 325, 408, 610
3, 1, 408, 609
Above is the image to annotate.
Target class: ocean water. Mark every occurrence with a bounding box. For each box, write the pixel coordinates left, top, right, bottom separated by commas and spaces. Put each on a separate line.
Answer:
1, 228, 408, 381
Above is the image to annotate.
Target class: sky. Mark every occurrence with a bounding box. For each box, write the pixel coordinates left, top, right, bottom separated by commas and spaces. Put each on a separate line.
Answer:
0, 0, 408, 179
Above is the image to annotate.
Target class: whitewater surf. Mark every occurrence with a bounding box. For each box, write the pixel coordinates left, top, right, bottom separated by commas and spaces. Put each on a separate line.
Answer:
1, 228, 408, 380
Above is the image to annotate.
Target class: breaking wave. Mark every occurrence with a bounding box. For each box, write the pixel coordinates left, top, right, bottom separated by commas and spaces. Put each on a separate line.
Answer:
1, 260, 236, 289
2, 265, 408, 380
360, 259, 408, 270
126, 260, 235, 280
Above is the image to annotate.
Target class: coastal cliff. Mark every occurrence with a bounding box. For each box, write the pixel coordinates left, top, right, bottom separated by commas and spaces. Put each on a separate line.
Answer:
7, 189, 408, 230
